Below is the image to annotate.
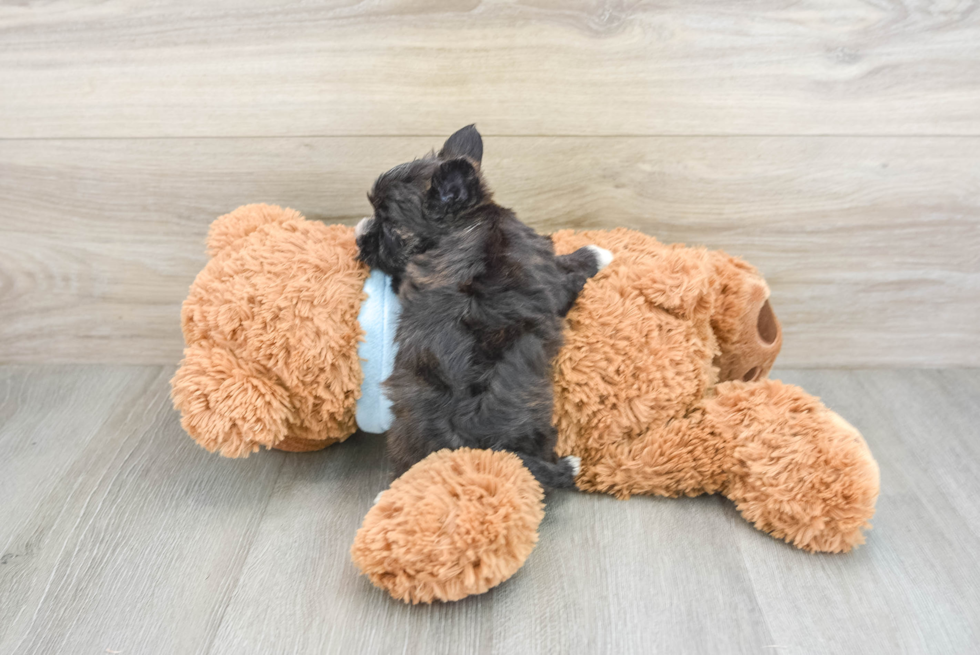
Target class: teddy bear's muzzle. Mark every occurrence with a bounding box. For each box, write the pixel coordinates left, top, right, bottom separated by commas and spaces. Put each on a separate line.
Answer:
716, 286, 783, 383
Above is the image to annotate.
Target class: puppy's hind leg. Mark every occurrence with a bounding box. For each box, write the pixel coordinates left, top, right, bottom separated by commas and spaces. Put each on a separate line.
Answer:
554, 246, 614, 316
516, 453, 581, 490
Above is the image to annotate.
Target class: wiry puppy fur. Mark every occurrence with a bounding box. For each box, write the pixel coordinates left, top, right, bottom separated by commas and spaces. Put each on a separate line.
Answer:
356, 125, 610, 489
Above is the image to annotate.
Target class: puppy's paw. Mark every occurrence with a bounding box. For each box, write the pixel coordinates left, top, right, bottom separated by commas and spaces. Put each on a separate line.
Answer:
562, 455, 582, 478
355, 216, 373, 238
585, 245, 614, 272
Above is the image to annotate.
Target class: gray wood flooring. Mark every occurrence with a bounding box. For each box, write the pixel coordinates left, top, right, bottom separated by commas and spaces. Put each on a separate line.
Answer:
1, 366, 977, 654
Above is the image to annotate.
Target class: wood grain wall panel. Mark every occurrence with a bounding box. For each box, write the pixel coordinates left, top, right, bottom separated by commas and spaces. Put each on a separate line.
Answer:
1, 0, 979, 137
1, 137, 976, 365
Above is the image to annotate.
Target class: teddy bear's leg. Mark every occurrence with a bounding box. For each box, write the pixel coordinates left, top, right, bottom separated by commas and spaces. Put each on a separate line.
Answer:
571, 379, 879, 553
704, 379, 880, 552
570, 410, 734, 501
170, 343, 295, 457
351, 448, 545, 603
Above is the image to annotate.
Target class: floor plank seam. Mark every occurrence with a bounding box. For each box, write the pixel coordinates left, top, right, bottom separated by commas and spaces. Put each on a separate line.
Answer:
3, 368, 168, 654
200, 453, 288, 655
724, 500, 781, 652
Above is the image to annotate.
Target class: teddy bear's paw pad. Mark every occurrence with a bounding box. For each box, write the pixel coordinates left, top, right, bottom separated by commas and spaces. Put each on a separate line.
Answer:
351, 448, 545, 603
586, 245, 614, 272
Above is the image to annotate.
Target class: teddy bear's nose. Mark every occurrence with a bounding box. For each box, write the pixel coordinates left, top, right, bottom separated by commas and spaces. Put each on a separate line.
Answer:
757, 299, 778, 345
715, 294, 783, 383
737, 300, 780, 380
738, 299, 782, 381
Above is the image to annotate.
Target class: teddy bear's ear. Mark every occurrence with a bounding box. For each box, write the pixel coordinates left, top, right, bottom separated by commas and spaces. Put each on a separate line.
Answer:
439, 124, 483, 166
206, 204, 304, 257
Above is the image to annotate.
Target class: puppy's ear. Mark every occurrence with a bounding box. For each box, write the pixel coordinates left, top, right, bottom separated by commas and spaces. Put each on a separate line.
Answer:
439, 124, 483, 166
429, 158, 483, 213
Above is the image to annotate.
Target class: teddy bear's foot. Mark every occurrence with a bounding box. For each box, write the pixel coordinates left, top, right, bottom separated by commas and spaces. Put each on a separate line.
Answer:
351, 448, 545, 603
709, 379, 881, 553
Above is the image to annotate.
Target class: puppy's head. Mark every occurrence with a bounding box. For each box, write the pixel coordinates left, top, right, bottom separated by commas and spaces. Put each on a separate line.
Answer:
356, 125, 487, 278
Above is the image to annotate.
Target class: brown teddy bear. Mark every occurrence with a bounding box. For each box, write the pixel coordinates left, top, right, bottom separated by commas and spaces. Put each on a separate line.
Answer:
172, 204, 880, 604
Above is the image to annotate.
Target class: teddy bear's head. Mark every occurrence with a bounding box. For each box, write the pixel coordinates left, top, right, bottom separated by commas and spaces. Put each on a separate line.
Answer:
172, 204, 368, 456
549, 228, 781, 459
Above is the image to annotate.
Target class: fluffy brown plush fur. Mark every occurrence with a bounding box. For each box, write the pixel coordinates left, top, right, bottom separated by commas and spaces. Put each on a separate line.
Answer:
549, 228, 878, 552
352, 448, 544, 604
171, 205, 880, 604
172, 204, 368, 456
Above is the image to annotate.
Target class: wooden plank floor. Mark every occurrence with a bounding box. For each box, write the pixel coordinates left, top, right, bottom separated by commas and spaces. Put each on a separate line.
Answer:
1, 366, 977, 655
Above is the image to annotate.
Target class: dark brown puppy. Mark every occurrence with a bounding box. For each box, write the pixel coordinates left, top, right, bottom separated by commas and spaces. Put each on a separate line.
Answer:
356, 126, 611, 489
